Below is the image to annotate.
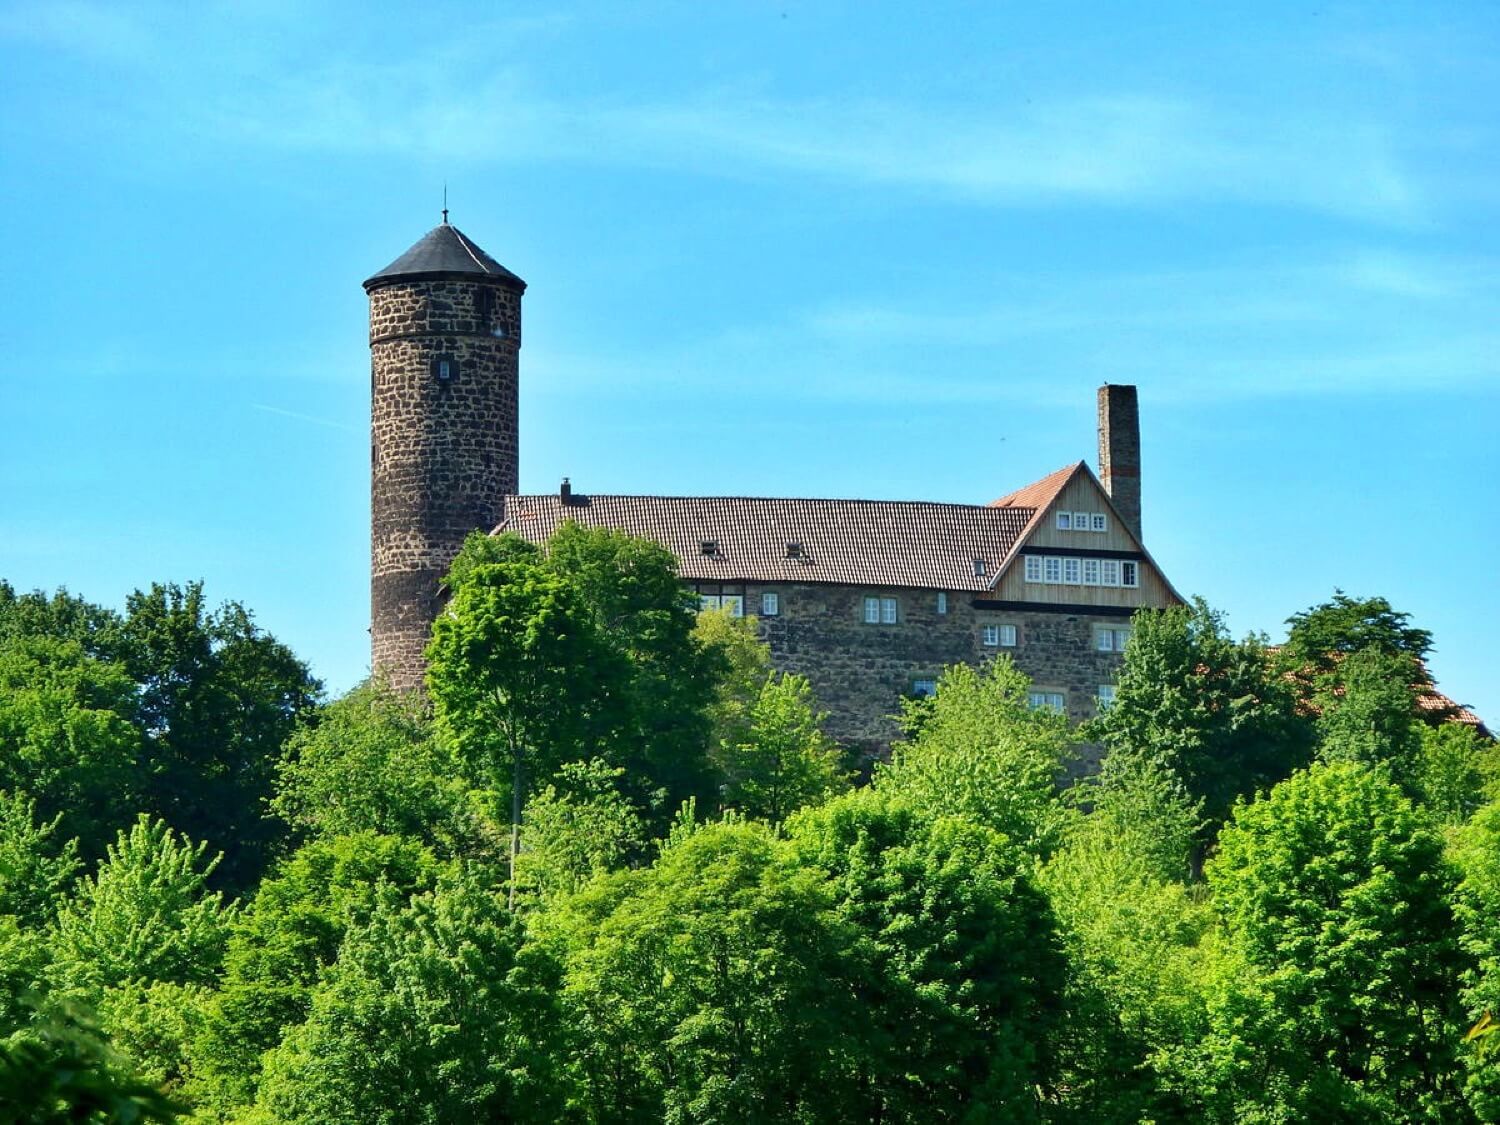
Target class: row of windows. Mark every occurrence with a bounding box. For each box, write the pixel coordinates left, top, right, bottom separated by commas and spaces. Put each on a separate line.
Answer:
698, 591, 781, 617
1023, 555, 1139, 588
914, 683, 1117, 709
1056, 511, 1108, 532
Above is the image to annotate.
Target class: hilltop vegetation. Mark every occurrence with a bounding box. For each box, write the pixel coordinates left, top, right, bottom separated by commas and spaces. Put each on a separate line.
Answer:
0, 537, 1496, 1123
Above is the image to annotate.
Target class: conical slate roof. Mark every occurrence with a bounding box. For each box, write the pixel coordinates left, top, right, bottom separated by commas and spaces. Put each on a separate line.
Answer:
363, 223, 526, 291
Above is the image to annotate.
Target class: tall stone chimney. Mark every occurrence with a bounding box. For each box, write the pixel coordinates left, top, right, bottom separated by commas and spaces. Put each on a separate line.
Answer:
1097, 384, 1141, 541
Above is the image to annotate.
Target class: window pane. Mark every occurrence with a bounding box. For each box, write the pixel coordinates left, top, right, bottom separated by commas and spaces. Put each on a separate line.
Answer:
1063, 558, 1081, 584
1092, 514, 1108, 532
699, 595, 720, 611
722, 596, 744, 617
1101, 560, 1120, 586
881, 597, 898, 624
1096, 629, 1113, 651
913, 680, 937, 698
936, 592, 948, 614
1025, 556, 1043, 582
1074, 511, 1090, 530
864, 597, 880, 623
761, 593, 779, 616
982, 625, 998, 646
1056, 512, 1071, 530
999, 624, 1017, 647
1044, 557, 1062, 583
1121, 562, 1139, 587
1082, 558, 1101, 585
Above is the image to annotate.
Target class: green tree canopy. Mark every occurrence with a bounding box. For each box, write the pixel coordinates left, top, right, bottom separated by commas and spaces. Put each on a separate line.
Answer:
0, 789, 81, 930
717, 671, 849, 824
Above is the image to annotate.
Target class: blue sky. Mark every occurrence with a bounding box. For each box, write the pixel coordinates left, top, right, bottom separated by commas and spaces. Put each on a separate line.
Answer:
2, 1, 1497, 723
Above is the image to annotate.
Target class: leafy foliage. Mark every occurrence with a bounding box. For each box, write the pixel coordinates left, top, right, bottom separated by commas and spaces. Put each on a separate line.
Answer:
0, 790, 81, 929
879, 658, 1072, 858
717, 672, 849, 823
516, 759, 647, 902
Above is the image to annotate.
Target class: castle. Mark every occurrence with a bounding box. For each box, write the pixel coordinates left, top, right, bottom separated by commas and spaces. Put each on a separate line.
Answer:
365, 220, 1184, 753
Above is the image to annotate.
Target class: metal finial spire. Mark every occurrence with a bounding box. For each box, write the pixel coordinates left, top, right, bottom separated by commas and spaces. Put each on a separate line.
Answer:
442, 183, 449, 225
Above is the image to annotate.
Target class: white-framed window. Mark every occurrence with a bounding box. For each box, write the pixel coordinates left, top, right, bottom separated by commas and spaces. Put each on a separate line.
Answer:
1100, 559, 1121, 587
1044, 557, 1063, 584
982, 624, 1000, 647
998, 623, 1017, 647
1121, 561, 1140, 588
1073, 511, 1090, 530
882, 597, 898, 624
1028, 690, 1065, 712
1095, 626, 1131, 652
1056, 512, 1072, 530
1082, 558, 1101, 585
1063, 557, 1081, 585
1024, 556, 1043, 583
698, 594, 744, 617
863, 596, 881, 624
864, 596, 898, 624
1091, 513, 1108, 532
761, 592, 779, 616
1096, 683, 1116, 708
936, 592, 948, 615
912, 679, 938, 698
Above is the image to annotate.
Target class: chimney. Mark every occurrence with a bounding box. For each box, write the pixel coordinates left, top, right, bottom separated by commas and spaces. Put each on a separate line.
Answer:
1097, 385, 1141, 541
560, 477, 572, 504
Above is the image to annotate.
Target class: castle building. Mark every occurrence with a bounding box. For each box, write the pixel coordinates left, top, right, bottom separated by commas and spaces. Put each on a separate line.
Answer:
365, 221, 1184, 754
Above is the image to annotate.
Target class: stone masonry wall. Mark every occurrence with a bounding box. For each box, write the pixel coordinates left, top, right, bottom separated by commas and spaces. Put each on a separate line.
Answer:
746, 580, 1129, 763
370, 278, 522, 689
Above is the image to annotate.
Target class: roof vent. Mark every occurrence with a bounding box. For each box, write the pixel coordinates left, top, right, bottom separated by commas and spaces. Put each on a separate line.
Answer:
700, 540, 718, 557
973, 559, 987, 577
786, 542, 804, 559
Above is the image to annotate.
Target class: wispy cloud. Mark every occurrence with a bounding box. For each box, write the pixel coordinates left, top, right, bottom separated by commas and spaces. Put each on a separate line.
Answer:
251, 403, 357, 432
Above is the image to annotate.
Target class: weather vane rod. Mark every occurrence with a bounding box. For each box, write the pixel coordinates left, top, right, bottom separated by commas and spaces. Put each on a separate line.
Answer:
442, 182, 449, 225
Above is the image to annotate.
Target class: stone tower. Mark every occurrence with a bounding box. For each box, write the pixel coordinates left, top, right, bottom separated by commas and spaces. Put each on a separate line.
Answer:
364, 220, 525, 689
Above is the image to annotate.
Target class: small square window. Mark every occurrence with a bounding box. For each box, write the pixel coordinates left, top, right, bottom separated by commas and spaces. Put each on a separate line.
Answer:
863, 596, 881, 624
881, 597, 898, 624
973, 559, 986, 577
761, 592, 779, 616
936, 592, 948, 615
1096, 626, 1131, 652
1091, 513, 1108, 532
912, 679, 937, 698
1056, 512, 1072, 530
1121, 561, 1139, 588
1028, 690, 1065, 712
1024, 556, 1043, 583
1073, 511, 1090, 530
1096, 683, 1116, 708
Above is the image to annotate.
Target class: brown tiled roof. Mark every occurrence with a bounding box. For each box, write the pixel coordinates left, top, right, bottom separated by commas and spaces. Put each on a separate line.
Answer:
1417, 690, 1493, 740
990, 462, 1081, 510
499, 493, 1036, 591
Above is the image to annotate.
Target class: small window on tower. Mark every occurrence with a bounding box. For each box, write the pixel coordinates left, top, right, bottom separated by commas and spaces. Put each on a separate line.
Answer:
433, 357, 457, 383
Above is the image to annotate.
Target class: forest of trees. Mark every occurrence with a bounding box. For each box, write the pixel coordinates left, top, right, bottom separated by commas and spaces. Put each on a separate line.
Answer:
0, 525, 1496, 1123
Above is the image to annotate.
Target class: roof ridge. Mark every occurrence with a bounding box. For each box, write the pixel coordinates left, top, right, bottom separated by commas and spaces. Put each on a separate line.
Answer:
506, 492, 1035, 511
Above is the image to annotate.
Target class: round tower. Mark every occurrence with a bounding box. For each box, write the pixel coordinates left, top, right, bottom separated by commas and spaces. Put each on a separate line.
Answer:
364, 220, 525, 689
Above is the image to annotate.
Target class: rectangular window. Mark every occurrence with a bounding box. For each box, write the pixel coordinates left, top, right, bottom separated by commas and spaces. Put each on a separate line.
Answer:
982, 624, 1000, 647
1073, 511, 1090, 531
761, 592, 779, 616
1063, 557, 1081, 585
1056, 512, 1072, 530
912, 679, 937, 698
998, 623, 1017, 647
1043, 557, 1062, 584
936, 592, 948, 615
863, 596, 881, 624
1096, 627, 1131, 652
1121, 561, 1139, 588
1096, 683, 1116, 708
720, 595, 744, 617
1091, 513, 1108, 532
1024, 556, 1043, 583
881, 597, 898, 624
1082, 558, 1101, 585
699, 595, 720, 612
1028, 691, 1065, 712
1100, 559, 1121, 587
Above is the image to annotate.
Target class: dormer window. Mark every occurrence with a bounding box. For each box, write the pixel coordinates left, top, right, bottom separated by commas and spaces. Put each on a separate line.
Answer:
786, 542, 803, 559
700, 540, 718, 557
973, 559, 986, 577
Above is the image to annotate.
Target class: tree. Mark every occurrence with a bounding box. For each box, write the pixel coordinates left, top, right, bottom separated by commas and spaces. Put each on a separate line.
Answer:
427, 555, 619, 906
1415, 722, 1493, 826
693, 606, 774, 755
547, 818, 859, 1123
115, 582, 321, 890
0, 789, 81, 930
1086, 598, 1313, 833
789, 789, 1067, 1121
1452, 799, 1500, 1118
1281, 590, 1434, 684
0, 634, 143, 859
255, 874, 567, 1124
187, 832, 442, 1113
1314, 643, 1425, 782
717, 672, 849, 823
46, 816, 237, 1002
272, 678, 492, 857
1198, 762, 1467, 1119
515, 759, 646, 903
877, 658, 1073, 859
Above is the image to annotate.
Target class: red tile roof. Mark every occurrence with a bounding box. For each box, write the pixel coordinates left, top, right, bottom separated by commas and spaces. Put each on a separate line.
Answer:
1417, 690, 1493, 740
499, 492, 1036, 591
990, 462, 1082, 510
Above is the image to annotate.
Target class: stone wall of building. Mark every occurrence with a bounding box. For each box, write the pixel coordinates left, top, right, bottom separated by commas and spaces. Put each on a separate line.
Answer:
739, 580, 1130, 761
369, 277, 522, 689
